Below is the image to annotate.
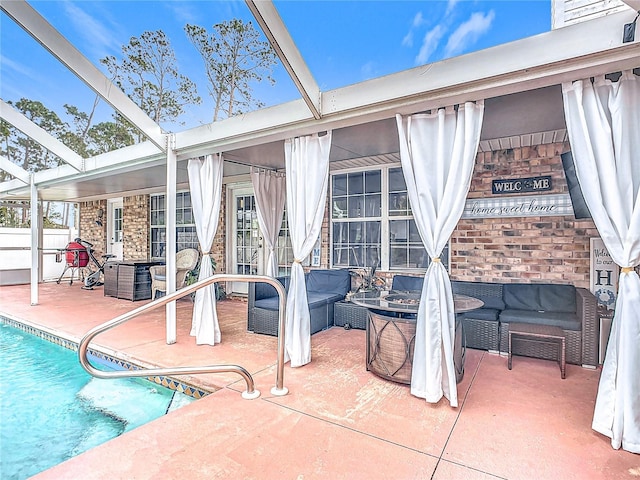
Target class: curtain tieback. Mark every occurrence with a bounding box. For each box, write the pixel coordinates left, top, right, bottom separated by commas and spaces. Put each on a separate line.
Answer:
294, 259, 303, 264
203, 251, 211, 256
621, 266, 635, 273
431, 257, 441, 263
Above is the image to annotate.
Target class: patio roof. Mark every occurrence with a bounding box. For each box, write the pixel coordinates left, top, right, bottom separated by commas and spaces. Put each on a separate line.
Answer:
0, 1, 638, 202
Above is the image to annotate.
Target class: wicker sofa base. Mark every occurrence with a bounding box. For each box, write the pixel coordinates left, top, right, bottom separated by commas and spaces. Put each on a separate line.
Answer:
249, 303, 335, 337
459, 317, 500, 352
334, 301, 368, 330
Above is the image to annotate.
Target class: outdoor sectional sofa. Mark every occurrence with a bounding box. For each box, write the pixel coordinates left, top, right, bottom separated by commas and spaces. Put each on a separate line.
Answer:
335, 275, 599, 368
247, 269, 351, 336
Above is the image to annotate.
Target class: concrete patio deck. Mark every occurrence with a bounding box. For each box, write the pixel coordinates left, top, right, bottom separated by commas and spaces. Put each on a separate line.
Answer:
1, 282, 638, 479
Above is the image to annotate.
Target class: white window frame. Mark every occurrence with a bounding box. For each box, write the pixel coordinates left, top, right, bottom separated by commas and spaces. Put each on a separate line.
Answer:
330, 164, 448, 272
150, 190, 198, 260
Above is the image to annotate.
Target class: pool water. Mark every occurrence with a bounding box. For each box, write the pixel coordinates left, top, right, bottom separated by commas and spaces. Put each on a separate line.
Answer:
0, 323, 194, 480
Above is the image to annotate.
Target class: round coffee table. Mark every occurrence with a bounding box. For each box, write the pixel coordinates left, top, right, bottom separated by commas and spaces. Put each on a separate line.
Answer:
351, 291, 483, 384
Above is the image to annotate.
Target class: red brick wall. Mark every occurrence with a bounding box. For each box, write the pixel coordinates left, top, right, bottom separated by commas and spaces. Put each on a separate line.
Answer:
450, 143, 598, 288
123, 195, 150, 260
78, 200, 107, 258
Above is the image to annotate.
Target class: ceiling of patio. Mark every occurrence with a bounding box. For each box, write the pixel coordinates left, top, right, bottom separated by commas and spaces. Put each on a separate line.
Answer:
27, 83, 568, 202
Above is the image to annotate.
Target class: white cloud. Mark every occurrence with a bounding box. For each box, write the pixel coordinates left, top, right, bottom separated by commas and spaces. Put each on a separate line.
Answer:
446, 0, 460, 16
0, 55, 32, 76
444, 10, 495, 58
415, 25, 446, 65
402, 11, 427, 47
412, 11, 426, 28
360, 61, 378, 80
62, 1, 121, 59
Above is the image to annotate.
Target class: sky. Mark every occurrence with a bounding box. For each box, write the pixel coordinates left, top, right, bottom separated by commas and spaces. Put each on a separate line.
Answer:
1, 0, 552, 134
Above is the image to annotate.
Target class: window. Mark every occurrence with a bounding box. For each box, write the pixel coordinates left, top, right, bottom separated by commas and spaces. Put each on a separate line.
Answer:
276, 210, 294, 276
332, 170, 382, 268
113, 206, 123, 242
331, 166, 448, 271
150, 192, 199, 259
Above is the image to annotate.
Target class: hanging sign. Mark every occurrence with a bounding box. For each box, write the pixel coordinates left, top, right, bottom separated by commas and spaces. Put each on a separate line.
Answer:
590, 237, 618, 312
462, 193, 573, 219
492, 176, 552, 195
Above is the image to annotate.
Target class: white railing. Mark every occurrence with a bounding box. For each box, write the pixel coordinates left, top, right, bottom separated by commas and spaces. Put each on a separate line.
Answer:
78, 274, 289, 400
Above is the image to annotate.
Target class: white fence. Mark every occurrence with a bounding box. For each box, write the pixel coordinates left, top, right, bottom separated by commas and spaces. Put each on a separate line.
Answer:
0, 227, 79, 285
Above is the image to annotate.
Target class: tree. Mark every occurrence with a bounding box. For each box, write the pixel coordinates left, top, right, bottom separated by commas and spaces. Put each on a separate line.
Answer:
185, 19, 277, 122
1, 99, 68, 175
101, 30, 201, 133
85, 115, 135, 155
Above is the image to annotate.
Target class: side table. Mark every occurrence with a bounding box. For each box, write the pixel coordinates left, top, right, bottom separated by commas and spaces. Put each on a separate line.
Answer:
508, 323, 566, 379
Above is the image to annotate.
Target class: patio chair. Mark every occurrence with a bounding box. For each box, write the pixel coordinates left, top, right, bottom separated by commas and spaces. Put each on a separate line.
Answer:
149, 248, 199, 300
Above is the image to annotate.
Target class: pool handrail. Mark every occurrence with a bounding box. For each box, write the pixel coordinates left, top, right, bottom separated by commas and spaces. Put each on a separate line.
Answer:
78, 274, 288, 400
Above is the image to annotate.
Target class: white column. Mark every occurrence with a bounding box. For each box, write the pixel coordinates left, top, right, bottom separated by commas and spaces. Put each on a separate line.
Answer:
30, 176, 39, 305
165, 134, 177, 344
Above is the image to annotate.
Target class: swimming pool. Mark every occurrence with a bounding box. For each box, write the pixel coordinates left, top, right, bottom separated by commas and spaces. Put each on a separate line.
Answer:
0, 322, 196, 480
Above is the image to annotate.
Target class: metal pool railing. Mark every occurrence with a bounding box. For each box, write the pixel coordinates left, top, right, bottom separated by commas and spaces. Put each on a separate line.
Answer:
78, 274, 288, 400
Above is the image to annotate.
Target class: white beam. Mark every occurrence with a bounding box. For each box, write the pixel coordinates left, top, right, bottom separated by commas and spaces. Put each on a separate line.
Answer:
1, 99, 84, 172
165, 135, 177, 344
246, 0, 321, 119
0, 155, 30, 184
1, 0, 166, 151
30, 177, 39, 305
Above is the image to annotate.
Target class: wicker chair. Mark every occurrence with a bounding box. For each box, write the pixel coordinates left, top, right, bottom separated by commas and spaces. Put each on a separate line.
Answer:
149, 248, 199, 300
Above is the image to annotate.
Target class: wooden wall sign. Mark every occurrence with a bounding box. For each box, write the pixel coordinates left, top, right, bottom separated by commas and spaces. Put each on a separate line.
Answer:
462, 194, 574, 219
492, 176, 552, 194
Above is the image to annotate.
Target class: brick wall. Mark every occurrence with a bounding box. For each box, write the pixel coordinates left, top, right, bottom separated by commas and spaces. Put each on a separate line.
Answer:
211, 185, 226, 273
123, 195, 150, 260
78, 200, 107, 258
450, 143, 598, 288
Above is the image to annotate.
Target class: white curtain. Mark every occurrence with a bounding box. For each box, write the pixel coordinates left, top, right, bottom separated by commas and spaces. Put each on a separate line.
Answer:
187, 153, 224, 346
284, 132, 332, 367
250, 168, 286, 277
396, 102, 484, 407
563, 71, 640, 454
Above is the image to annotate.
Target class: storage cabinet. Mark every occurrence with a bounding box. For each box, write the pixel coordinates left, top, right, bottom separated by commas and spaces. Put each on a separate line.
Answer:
104, 260, 163, 301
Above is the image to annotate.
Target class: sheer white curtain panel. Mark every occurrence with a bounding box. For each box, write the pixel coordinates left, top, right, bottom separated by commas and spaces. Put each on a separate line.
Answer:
395, 102, 484, 407
562, 70, 640, 454
284, 132, 332, 367
187, 153, 224, 346
250, 168, 286, 278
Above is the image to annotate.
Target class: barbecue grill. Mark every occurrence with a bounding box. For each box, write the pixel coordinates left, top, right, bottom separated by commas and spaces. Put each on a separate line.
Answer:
56, 240, 89, 285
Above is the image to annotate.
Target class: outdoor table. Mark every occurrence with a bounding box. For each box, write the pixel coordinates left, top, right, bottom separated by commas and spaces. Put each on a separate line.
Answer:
351, 290, 484, 384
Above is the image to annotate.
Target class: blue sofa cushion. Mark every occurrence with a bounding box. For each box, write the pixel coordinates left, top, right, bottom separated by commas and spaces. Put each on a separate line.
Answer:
306, 269, 350, 296
500, 309, 581, 331
254, 276, 290, 300
254, 297, 281, 311
307, 292, 344, 309
503, 284, 576, 313
457, 308, 500, 322
452, 281, 505, 310
391, 275, 424, 291
255, 291, 343, 311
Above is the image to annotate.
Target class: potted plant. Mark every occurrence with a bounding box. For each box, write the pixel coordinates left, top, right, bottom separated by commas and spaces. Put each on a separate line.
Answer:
185, 256, 226, 301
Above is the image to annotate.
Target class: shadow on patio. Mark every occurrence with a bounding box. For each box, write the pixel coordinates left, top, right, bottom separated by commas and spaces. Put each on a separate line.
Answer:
0, 282, 637, 479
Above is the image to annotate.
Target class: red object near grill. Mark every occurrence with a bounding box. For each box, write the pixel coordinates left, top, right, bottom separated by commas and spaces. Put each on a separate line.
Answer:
64, 242, 89, 267
56, 241, 90, 285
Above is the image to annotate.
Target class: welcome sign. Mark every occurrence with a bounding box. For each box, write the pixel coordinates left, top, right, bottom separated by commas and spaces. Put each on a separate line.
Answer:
492, 176, 552, 194
590, 237, 618, 312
